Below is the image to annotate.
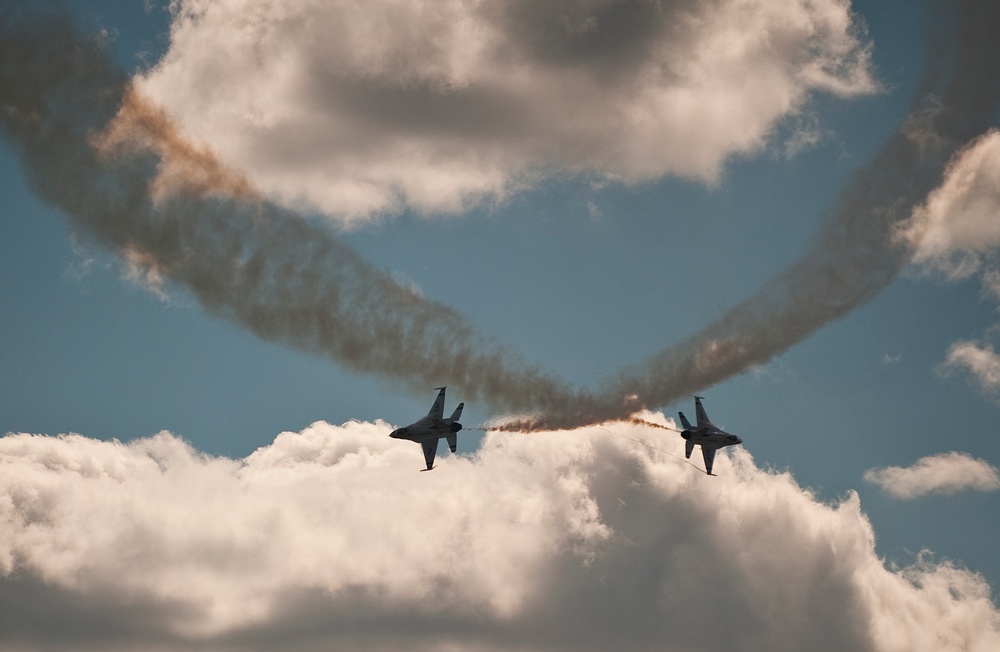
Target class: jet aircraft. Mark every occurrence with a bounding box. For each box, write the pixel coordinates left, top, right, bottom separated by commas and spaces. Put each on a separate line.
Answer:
679, 396, 742, 475
390, 387, 464, 471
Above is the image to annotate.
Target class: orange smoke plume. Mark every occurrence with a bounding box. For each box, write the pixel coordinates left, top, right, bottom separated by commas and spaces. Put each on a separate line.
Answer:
91, 85, 259, 203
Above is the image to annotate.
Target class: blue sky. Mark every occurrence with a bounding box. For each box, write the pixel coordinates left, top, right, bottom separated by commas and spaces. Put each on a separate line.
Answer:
2, 1, 1000, 649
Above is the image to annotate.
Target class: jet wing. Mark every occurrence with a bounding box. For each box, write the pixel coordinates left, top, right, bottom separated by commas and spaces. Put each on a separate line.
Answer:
701, 446, 716, 476
427, 387, 446, 420
421, 438, 439, 471
695, 396, 710, 429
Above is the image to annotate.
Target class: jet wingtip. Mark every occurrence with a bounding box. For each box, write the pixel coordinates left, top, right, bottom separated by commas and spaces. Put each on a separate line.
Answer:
420, 465, 435, 472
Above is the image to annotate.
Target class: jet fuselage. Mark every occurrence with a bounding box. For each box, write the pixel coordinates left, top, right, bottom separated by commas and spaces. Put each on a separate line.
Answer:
680, 427, 742, 449
389, 417, 462, 443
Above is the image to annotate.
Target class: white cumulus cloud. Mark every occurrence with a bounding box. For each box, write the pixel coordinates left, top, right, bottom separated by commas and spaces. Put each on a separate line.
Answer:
137, 0, 877, 223
943, 339, 1000, 401
864, 451, 1000, 499
898, 129, 1000, 279
2, 418, 999, 651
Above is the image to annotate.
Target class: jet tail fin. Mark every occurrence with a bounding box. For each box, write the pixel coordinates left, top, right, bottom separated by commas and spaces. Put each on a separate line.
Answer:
678, 412, 693, 430
449, 403, 464, 422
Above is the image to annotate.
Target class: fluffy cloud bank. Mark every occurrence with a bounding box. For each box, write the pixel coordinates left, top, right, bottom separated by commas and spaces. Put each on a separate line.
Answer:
864, 451, 1000, 499
2, 419, 999, 651
138, 0, 876, 221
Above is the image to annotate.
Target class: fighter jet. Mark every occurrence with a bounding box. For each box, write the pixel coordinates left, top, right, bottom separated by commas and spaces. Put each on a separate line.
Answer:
679, 396, 742, 475
389, 387, 464, 471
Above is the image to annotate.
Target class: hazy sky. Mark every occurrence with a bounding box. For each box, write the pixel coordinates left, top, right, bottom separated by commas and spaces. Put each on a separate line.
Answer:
2, 1, 1000, 650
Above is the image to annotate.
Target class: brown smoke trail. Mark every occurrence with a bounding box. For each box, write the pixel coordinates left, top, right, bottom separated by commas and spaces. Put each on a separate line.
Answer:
1, 2, 998, 433
626, 418, 679, 433
92, 85, 260, 203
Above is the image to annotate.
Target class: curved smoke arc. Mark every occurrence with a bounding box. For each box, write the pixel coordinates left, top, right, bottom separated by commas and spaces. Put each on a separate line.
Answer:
1, 2, 998, 432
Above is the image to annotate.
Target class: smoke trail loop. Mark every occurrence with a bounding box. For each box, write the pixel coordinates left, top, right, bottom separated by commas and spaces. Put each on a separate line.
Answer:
2, 2, 999, 433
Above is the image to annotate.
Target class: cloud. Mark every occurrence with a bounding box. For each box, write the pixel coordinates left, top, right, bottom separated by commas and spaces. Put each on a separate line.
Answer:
897, 129, 1000, 279
896, 129, 1000, 402
2, 419, 1000, 651
137, 0, 877, 222
943, 339, 1000, 400
864, 451, 1000, 499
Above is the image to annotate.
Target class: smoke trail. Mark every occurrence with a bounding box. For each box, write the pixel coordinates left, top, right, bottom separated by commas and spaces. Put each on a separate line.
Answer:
1, 2, 998, 432
503, 0, 1000, 431
0, 8, 591, 420
93, 86, 261, 204
616, 0, 1000, 402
